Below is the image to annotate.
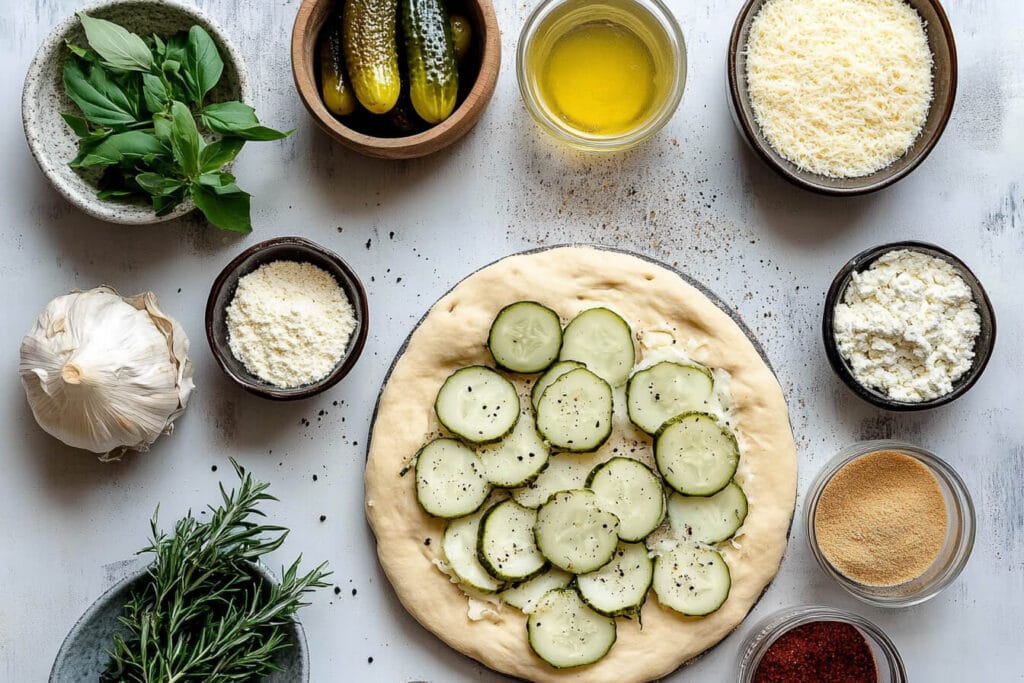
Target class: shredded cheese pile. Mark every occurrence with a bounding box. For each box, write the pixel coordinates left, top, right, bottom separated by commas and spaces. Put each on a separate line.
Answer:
745, 0, 934, 178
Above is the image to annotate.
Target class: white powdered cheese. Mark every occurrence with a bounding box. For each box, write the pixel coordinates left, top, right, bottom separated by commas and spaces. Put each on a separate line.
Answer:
833, 250, 981, 402
226, 260, 356, 388
745, 0, 934, 178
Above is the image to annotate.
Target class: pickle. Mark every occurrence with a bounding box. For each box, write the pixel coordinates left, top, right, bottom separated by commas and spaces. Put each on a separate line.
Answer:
343, 0, 401, 114
449, 14, 472, 61
319, 17, 357, 116
402, 0, 459, 124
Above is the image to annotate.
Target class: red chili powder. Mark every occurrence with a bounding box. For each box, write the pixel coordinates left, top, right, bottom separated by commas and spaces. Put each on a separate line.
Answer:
753, 620, 878, 683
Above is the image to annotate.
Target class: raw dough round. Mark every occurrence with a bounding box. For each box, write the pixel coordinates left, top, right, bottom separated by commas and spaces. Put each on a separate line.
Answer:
365, 246, 797, 683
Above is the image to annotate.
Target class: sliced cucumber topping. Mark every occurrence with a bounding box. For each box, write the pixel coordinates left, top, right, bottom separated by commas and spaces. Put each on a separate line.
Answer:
443, 509, 504, 593
586, 457, 665, 542
511, 452, 596, 509
655, 412, 739, 496
535, 489, 620, 574
415, 438, 491, 518
477, 500, 547, 582
576, 541, 653, 617
559, 308, 635, 387
477, 414, 550, 488
435, 366, 520, 444
668, 481, 748, 545
627, 361, 715, 434
488, 301, 563, 373
535, 368, 613, 452
652, 543, 731, 616
531, 360, 586, 411
527, 588, 617, 669
502, 567, 573, 613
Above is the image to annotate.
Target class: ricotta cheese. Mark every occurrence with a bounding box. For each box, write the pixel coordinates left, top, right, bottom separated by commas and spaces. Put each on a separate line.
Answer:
745, 0, 934, 178
833, 249, 981, 402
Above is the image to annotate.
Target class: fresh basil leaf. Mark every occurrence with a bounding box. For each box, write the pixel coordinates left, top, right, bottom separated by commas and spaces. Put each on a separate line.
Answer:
136, 172, 184, 196
151, 33, 166, 58
70, 130, 165, 168
65, 40, 91, 59
164, 32, 188, 63
182, 26, 223, 106
196, 171, 240, 192
199, 138, 244, 172
63, 57, 138, 128
152, 113, 173, 143
142, 73, 168, 114
169, 101, 202, 178
77, 12, 153, 72
191, 183, 251, 232
96, 188, 136, 200
200, 101, 292, 141
61, 112, 92, 137
153, 187, 187, 216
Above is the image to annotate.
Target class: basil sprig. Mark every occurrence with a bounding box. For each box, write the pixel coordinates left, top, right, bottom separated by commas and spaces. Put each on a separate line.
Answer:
61, 13, 292, 232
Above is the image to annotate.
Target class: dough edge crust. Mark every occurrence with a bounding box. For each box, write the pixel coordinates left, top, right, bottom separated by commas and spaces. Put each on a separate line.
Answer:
365, 246, 797, 683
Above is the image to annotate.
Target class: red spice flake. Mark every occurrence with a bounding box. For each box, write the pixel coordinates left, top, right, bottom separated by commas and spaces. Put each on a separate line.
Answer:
754, 620, 878, 683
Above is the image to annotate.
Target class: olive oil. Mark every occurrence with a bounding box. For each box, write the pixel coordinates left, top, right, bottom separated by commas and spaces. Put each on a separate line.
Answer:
523, 0, 680, 144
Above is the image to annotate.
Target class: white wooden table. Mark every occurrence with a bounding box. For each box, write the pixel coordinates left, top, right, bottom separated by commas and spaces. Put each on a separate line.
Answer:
2, 0, 1022, 680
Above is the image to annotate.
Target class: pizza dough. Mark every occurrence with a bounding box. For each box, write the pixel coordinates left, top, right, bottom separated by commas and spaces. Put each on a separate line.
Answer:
365, 247, 797, 683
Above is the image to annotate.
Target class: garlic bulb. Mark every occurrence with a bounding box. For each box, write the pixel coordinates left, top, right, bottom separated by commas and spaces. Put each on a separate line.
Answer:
19, 286, 194, 460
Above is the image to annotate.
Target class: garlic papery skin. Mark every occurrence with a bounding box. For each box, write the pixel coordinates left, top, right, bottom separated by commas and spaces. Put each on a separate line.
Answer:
19, 286, 194, 460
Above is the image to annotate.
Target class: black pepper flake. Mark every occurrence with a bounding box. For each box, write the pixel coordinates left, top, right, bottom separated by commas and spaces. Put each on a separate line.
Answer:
352, 588, 358, 596
367, 657, 374, 664
365, 238, 372, 249
424, 538, 432, 546
211, 465, 217, 472
312, 474, 319, 482
320, 515, 327, 522
334, 586, 341, 595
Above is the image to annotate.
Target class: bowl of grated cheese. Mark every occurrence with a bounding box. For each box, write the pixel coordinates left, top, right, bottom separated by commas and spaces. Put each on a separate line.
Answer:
822, 241, 995, 410
727, 0, 957, 195
205, 236, 368, 400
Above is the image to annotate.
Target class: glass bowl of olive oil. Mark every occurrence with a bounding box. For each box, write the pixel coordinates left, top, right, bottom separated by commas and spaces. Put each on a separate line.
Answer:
517, 0, 686, 151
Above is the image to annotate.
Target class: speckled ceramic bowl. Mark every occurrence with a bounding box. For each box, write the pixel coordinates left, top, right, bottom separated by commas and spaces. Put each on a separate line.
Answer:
22, 0, 251, 224
49, 562, 309, 682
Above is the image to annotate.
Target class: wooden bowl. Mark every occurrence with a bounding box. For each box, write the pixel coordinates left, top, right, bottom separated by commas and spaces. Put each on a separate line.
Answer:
291, 0, 500, 159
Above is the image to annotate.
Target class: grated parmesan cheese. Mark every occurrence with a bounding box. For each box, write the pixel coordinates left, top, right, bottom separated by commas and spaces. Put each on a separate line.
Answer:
745, 0, 934, 178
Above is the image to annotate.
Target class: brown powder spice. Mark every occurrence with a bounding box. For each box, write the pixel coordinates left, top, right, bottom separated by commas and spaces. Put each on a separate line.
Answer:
814, 449, 948, 587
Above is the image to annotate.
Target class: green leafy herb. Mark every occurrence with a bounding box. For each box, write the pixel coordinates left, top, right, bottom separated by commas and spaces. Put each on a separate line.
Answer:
103, 460, 330, 683
60, 17, 291, 232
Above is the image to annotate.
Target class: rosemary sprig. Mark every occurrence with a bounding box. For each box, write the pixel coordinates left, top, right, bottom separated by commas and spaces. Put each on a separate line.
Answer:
103, 460, 330, 682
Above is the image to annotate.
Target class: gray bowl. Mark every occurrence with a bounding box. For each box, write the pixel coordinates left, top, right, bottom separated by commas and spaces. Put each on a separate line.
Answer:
50, 561, 309, 682
22, 0, 251, 224
727, 0, 957, 195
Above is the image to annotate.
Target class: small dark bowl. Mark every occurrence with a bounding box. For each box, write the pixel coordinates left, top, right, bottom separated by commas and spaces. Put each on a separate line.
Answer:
206, 236, 368, 400
727, 0, 957, 195
50, 562, 308, 682
822, 241, 995, 411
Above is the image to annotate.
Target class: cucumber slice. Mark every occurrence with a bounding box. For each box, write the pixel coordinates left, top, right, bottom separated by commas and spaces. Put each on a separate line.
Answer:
502, 568, 573, 613
586, 457, 665, 542
576, 541, 653, 617
477, 414, 550, 488
527, 588, 617, 669
652, 543, 731, 616
415, 438, 491, 518
531, 360, 586, 411
511, 452, 595, 509
655, 413, 740, 496
535, 368, 613, 452
435, 366, 520, 444
627, 361, 715, 434
488, 301, 563, 373
559, 308, 635, 387
535, 489, 620, 574
667, 481, 748, 544
443, 509, 504, 593
477, 500, 547, 582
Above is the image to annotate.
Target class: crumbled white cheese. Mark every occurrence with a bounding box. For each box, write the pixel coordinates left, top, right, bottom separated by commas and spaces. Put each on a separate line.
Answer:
226, 260, 355, 388
432, 558, 502, 622
745, 0, 934, 178
833, 249, 981, 402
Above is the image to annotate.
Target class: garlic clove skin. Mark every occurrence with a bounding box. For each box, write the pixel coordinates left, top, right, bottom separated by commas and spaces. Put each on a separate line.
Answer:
19, 286, 194, 459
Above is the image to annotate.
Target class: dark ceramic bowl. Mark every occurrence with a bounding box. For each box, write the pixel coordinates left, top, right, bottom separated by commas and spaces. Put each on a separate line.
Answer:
206, 236, 368, 400
50, 562, 309, 682
822, 241, 995, 411
727, 0, 957, 195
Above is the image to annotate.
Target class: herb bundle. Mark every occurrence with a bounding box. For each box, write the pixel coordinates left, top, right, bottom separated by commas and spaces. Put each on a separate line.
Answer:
103, 460, 329, 682
63, 13, 292, 232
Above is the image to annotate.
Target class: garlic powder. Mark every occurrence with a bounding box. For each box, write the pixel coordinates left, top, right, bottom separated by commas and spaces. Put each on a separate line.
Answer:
226, 260, 356, 388
833, 249, 981, 402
